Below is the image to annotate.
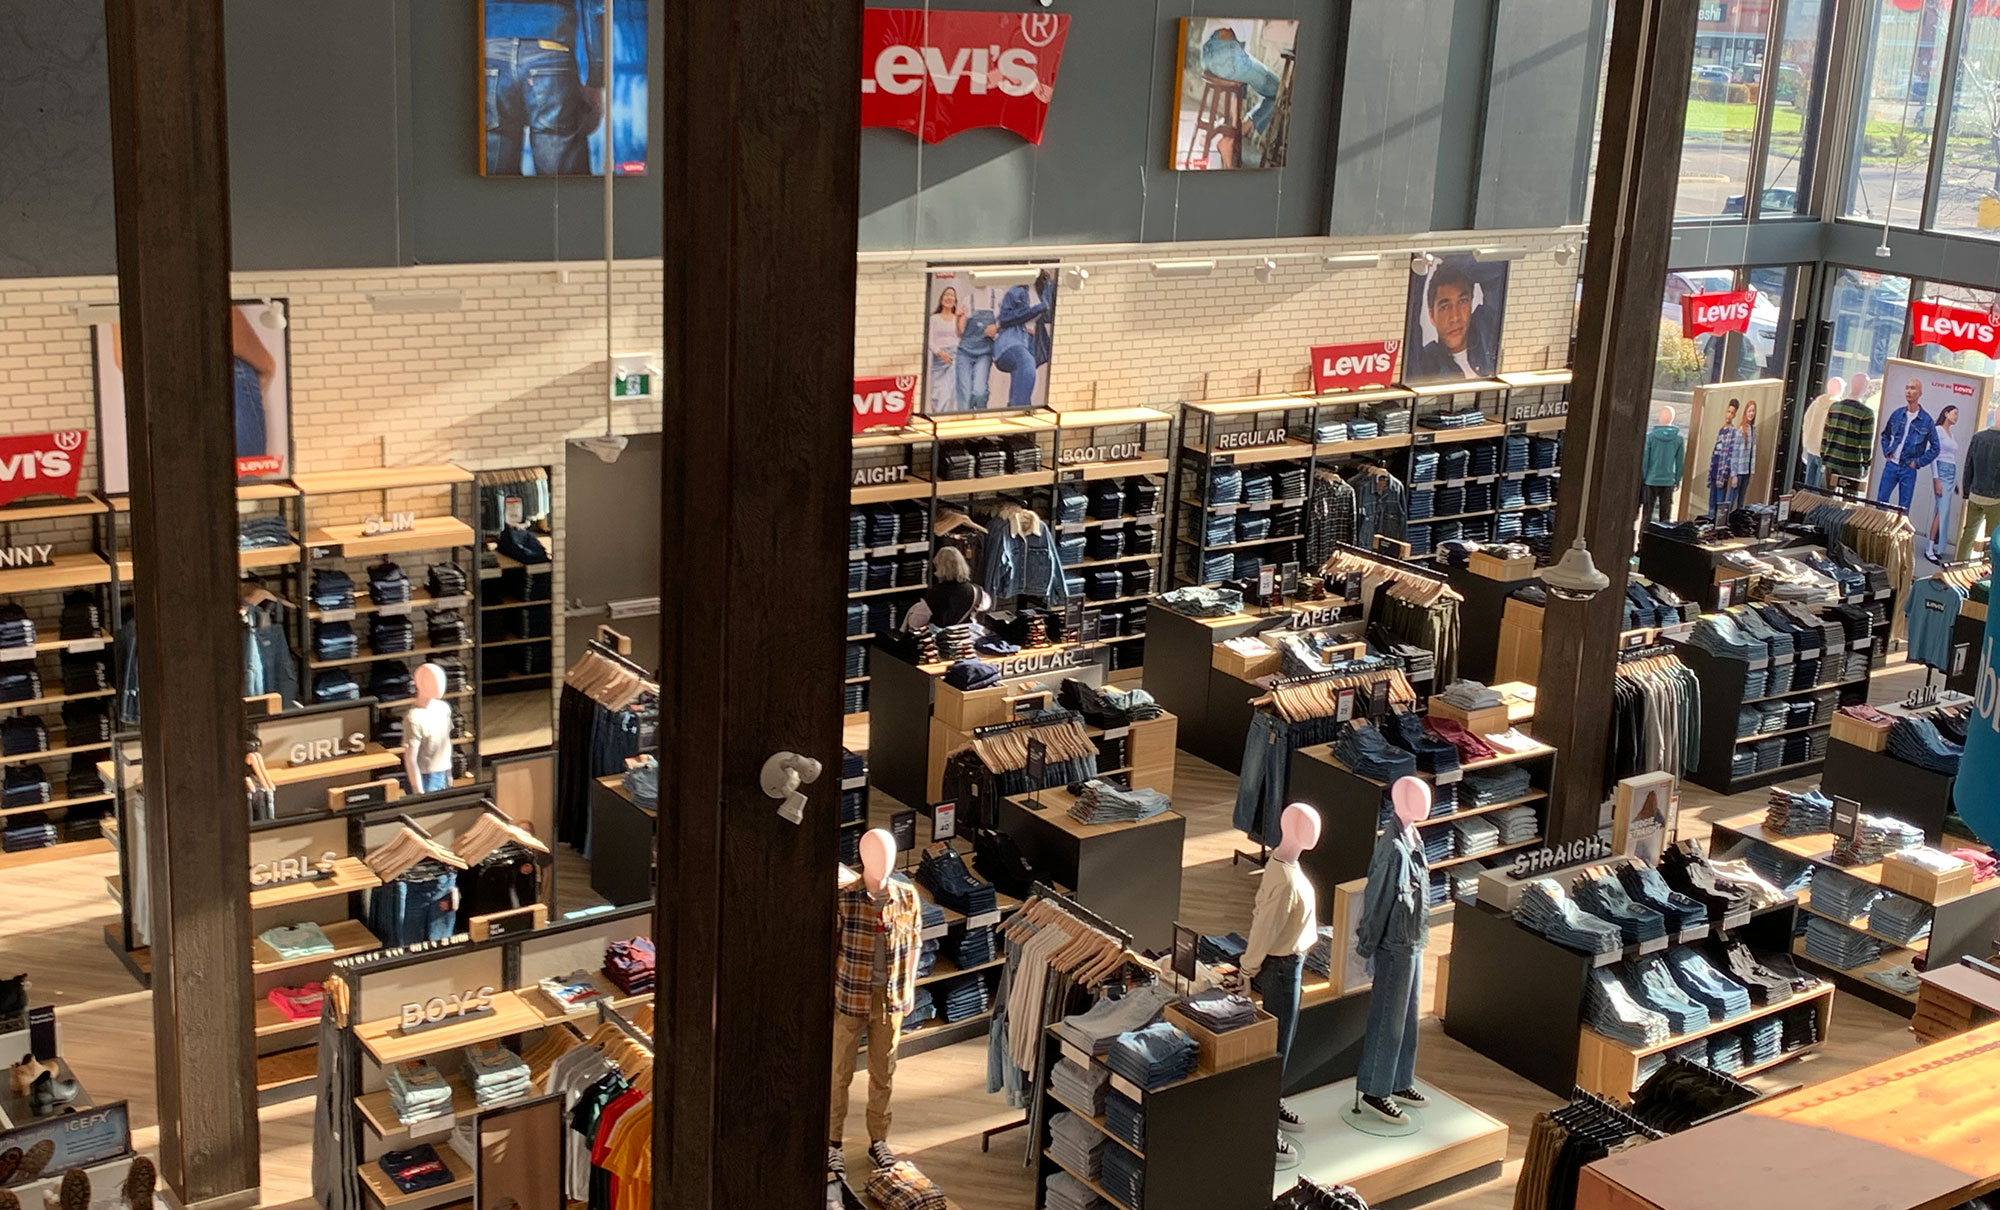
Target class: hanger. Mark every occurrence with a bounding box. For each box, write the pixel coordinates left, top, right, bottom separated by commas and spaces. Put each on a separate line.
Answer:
452, 802, 552, 863
365, 815, 471, 882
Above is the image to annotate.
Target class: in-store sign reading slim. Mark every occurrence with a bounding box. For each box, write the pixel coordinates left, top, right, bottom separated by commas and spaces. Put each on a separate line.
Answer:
361, 511, 416, 536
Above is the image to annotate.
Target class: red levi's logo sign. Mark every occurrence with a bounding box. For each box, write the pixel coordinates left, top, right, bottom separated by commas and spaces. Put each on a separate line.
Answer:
853, 376, 917, 434
238, 456, 284, 477
1681, 291, 1756, 338
1911, 300, 2000, 357
860, 9, 1070, 145
0, 431, 86, 507
1311, 341, 1401, 393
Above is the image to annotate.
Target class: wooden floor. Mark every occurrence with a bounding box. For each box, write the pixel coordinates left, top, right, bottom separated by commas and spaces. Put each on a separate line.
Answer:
0, 659, 1941, 1210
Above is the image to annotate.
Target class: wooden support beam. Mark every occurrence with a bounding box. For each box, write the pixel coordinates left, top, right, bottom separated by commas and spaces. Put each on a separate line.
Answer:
653, 0, 861, 1203
1536, 0, 1700, 844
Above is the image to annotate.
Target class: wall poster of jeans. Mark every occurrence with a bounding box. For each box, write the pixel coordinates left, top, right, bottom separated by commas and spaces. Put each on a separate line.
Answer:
921, 268, 1058, 415
91, 301, 292, 493
479, 0, 649, 176
1869, 358, 1993, 577
1170, 18, 1299, 170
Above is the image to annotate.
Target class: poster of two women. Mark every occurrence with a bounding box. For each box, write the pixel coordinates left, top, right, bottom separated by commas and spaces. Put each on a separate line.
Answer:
920, 269, 1060, 414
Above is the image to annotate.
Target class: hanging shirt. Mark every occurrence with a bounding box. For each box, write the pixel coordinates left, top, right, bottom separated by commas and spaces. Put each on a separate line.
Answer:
1905, 578, 1965, 673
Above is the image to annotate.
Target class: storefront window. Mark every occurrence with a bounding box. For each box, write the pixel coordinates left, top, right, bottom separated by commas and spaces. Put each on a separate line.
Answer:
1746, 265, 1805, 377
1757, 0, 1826, 216
1845, 0, 1955, 227
1934, 12, 2000, 236
1823, 266, 1914, 386
1679, 1, 1769, 220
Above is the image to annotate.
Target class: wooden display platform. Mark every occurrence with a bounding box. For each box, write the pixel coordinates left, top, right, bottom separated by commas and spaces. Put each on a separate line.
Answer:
251, 918, 382, 974
1278, 1078, 1507, 1205
249, 856, 383, 910
1579, 1021, 2000, 1210
305, 516, 476, 560
292, 464, 473, 494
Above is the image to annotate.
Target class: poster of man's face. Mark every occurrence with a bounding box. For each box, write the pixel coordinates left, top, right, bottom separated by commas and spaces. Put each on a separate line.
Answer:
1170, 18, 1300, 170
1873, 358, 1991, 575
92, 301, 293, 495
479, 0, 649, 177
1403, 254, 1509, 385
919, 269, 1059, 415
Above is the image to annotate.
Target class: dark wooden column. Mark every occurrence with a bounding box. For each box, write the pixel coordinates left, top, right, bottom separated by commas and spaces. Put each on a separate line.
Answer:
653, 0, 859, 1202
102, 0, 258, 1203
1536, 0, 1699, 844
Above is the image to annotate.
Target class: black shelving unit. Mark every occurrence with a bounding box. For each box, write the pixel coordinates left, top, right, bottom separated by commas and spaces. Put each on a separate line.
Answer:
1673, 628, 1878, 795
1440, 893, 1800, 1096
1819, 737, 1957, 846
1037, 1027, 1280, 1210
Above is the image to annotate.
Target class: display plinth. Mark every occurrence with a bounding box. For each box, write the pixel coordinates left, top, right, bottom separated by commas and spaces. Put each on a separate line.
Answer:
1445, 565, 1538, 683
1275, 1078, 1505, 1205
998, 792, 1184, 951
589, 773, 655, 907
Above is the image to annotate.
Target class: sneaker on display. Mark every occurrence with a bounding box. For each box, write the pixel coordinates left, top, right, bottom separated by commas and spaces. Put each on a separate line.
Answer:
1277, 1102, 1305, 1134
1275, 1134, 1301, 1170
1359, 1093, 1408, 1124
1392, 1086, 1429, 1108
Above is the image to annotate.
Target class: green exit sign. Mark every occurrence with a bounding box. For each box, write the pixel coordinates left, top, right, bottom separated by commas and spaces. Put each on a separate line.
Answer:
613, 371, 650, 399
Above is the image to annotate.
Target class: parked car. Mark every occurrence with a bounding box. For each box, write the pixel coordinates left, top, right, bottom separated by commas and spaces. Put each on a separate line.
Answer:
1692, 66, 1733, 86
1721, 187, 1800, 216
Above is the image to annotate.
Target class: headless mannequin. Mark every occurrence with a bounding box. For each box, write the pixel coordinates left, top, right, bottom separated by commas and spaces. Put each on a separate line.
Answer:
1352, 778, 1432, 1126
1239, 802, 1321, 1165
402, 662, 453, 794
1801, 376, 1844, 489
1641, 405, 1685, 525
829, 829, 919, 1178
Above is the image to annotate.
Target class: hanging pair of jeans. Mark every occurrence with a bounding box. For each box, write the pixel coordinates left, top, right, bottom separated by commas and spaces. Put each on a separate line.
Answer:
369, 870, 459, 948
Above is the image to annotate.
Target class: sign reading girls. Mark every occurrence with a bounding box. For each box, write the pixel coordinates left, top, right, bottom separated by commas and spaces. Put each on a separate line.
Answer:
861, 10, 1071, 144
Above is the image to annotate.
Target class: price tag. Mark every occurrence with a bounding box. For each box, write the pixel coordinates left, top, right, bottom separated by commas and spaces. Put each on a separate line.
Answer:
1212, 503, 1239, 515
1414, 432, 1437, 446
1506, 421, 1528, 436
968, 909, 1001, 929
1172, 924, 1198, 981
1747, 657, 1769, 670
1080, 610, 1103, 644
922, 921, 950, 942
431, 595, 470, 611
1099, 726, 1131, 741
1026, 738, 1047, 789
1061, 1040, 1092, 1071
68, 638, 106, 654
1258, 565, 1276, 602
1676, 924, 1710, 944
321, 608, 356, 623
890, 810, 917, 854
410, 1111, 457, 1141
841, 775, 867, 791
0, 646, 34, 663
1776, 499, 1792, 523
1212, 454, 1236, 467
932, 801, 957, 841
1109, 1073, 1145, 1102
1435, 769, 1462, 786
1636, 936, 1668, 956
1059, 468, 1086, 485
1954, 643, 1971, 677
1722, 909, 1752, 932
1830, 794, 1861, 842
1064, 602, 1083, 641
378, 603, 412, 617
1281, 562, 1301, 595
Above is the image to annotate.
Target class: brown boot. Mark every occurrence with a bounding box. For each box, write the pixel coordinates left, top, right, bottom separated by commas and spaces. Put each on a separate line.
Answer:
124, 1157, 157, 1210
16, 1140, 54, 1183
59, 1168, 90, 1210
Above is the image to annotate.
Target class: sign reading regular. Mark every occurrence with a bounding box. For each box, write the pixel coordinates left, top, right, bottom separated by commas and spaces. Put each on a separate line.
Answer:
0, 430, 86, 508
862, 10, 1070, 145
853, 375, 917, 434
1310, 341, 1400, 393
1911, 300, 2000, 357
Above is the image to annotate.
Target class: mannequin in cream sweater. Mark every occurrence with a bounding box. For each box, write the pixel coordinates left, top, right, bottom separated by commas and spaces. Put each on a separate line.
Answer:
1238, 802, 1321, 1166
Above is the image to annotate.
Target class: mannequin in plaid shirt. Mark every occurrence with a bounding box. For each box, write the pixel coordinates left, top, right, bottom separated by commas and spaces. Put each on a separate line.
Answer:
830, 829, 923, 1175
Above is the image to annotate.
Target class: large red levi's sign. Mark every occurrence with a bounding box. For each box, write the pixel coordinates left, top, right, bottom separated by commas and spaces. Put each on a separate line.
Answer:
1911, 300, 2000, 357
1311, 341, 1401, 393
1681, 291, 1756, 338
853, 376, 917, 434
861, 10, 1070, 145
0, 431, 86, 507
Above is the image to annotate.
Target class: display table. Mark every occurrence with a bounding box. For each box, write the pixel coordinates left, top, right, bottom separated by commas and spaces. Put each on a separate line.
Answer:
1445, 565, 1538, 684
1915, 961, 2000, 1043
1819, 733, 1958, 844
1634, 530, 1784, 609
0, 1057, 90, 1130
1578, 1021, 2000, 1210
589, 773, 655, 906
997, 791, 1185, 951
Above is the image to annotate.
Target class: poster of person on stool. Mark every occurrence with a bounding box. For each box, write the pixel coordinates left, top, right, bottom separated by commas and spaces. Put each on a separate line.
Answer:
1873, 358, 1994, 575
1169, 18, 1300, 170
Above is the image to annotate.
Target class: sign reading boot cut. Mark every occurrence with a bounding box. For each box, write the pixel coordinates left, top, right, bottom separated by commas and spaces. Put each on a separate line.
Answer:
362, 512, 416, 536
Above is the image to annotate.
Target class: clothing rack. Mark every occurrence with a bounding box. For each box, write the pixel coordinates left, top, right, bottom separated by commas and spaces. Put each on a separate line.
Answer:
1332, 540, 1449, 583
1618, 643, 1679, 662
596, 1000, 653, 1050
585, 638, 655, 684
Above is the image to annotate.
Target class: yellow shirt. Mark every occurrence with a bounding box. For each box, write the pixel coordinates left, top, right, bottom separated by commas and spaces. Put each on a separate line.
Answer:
603, 1096, 653, 1210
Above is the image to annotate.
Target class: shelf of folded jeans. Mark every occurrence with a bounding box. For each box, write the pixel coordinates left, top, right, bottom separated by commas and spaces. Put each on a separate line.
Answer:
311, 593, 477, 622
1519, 416, 1568, 435
848, 583, 925, 599
305, 517, 477, 560
0, 633, 114, 660
1413, 791, 1548, 826
1795, 889, 1928, 953
1083, 593, 1154, 608
931, 413, 1059, 440
239, 544, 302, 569
250, 857, 383, 910
254, 997, 321, 1037
1430, 836, 1544, 871
932, 469, 1059, 497
916, 955, 1007, 987
0, 739, 112, 767
1586, 981, 1834, 1060
1180, 437, 1316, 465
481, 636, 551, 650
1070, 553, 1161, 570
1059, 406, 1178, 429
0, 686, 115, 709
1730, 721, 1831, 744
292, 465, 474, 494
0, 792, 114, 817
357, 989, 554, 1064
490, 553, 552, 577
252, 919, 382, 974
1313, 433, 1416, 459
849, 478, 936, 505
1060, 511, 1163, 532
1044, 1088, 1145, 1159
0, 552, 112, 594
1741, 675, 1868, 706
0, 496, 108, 522
1177, 495, 1308, 514
308, 641, 474, 670
1068, 457, 1171, 481
1041, 1150, 1135, 1210
1175, 533, 1301, 552
852, 424, 938, 449
357, 1138, 475, 1208
1790, 943, 1920, 1002
1413, 422, 1509, 444
355, 1078, 481, 1140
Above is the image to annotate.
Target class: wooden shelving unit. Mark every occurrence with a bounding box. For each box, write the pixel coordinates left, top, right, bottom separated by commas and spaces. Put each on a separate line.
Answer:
251, 917, 382, 974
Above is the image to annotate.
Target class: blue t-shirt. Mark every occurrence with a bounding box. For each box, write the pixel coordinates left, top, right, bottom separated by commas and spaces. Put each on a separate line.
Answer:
1905, 578, 1965, 673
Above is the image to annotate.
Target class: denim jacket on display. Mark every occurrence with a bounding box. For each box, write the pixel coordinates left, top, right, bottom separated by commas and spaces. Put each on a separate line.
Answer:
1350, 470, 1408, 547
1879, 406, 1940, 470
1355, 828, 1429, 959
984, 513, 1069, 604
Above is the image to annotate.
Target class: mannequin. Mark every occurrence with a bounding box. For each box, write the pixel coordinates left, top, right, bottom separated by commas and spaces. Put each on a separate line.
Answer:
1640, 406, 1685, 524
828, 828, 923, 1180
1957, 413, 2000, 561
1800, 376, 1844, 488
1238, 802, 1321, 1168
1351, 777, 1431, 1126
1821, 371, 1876, 487
401, 663, 454, 794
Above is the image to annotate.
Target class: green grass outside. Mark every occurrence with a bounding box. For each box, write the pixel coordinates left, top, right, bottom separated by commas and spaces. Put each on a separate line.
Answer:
1682, 97, 2000, 168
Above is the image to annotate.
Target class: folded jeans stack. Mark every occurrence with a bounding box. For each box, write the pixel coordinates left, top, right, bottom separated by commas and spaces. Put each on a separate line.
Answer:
1463, 765, 1532, 806
1764, 787, 1832, 836
238, 514, 292, 549
1047, 1112, 1105, 1181
1380, 709, 1461, 778
1829, 812, 1924, 867
1571, 870, 1668, 944
1864, 893, 1932, 945
0, 667, 43, 703
1332, 720, 1417, 782
385, 1059, 455, 1125
1173, 989, 1259, 1032
1102, 1089, 1145, 1150
1069, 780, 1171, 825
427, 562, 469, 599
1614, 864, 1708, 931
314, 621, 359, 660
939, 972, 992, 1022
377, 1146, 454, 1194
1490, 805, 1538, 845
1451, 814, 1501, 857
1, 814, 57, 853
1044, 1171, 1107, 1210
370, 615, 415, 655
59, 591, 100, 641
1515, 879, 1623, 955
1663, 946, 1754, 1018
368, 561, 412, 606
1048, 1058, 1108, 1114
1620, 955, 1711, 1034
1056, 984, 1178, 1057
916, 844, 997, 916
1100, 1144, 1145, 1209
2, 765, 51, 808
463, 1041, 533, 1106
0, 605, 34, 650
0, 716, 46, 757
1585, 967, 1671, 1046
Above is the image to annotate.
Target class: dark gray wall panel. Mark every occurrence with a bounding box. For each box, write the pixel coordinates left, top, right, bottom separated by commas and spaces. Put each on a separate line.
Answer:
0, 2, 115, 277
1475, 0, 1608, 230
1330, 0, 1455, 235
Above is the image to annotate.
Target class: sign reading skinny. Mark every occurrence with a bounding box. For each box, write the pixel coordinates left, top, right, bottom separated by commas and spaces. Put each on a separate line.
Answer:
861, 10, 1071, 145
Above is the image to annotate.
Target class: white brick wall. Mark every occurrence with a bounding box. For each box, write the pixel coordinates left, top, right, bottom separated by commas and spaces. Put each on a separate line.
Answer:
0, 229, 1580, 673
